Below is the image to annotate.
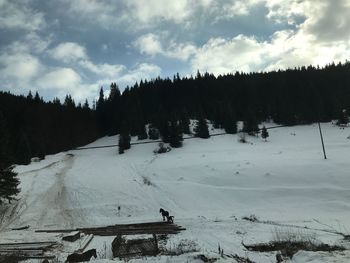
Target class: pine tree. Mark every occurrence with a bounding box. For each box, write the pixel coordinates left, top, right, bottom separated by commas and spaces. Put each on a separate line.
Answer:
261, 126, 269, 141
124, 133, 131, 150
27, 90, 33, 100
336, 109, 349, 126
179, 111, 191, 134
96, 87, 108, 135
148, 125, 160, 140
242, 112, 259, 136
0, 166, 20, 204
169, 120, 183, 148
83, 99, 90, 109
109, 82, 121, 100
222, 105, 237, 134
137, 124, 148, 140
194, 117, 210, 139
0, 112, 11, 166
15, 131, 32, 165
119, 128, 131, 152
159, 120, 171, 143
118, 135, 125, 154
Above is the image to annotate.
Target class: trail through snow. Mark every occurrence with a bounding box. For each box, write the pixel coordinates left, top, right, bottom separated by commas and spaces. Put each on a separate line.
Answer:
0, 154, 86, 230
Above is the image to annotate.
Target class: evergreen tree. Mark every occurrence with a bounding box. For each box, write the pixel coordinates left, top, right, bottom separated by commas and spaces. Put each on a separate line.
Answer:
119, 124, 131, 151
34, 91, 41, 102
109, 82, 121, 100
194, 117, 210, 139
64, 94, 75, 108
0, 166, 20, 204
336, 109, 349, 126
15, 131, 31, 165
118, 135, 125, 154
27, 90, 33, 100
242, 112, 259, 136
159, 120, 171, 143
179, 113, 191, 135
169, 120, 183, 148
223, 107, 237, 134
148, 125, 160, 140
137, 124, 148, 140
0, 112, 11, 166
261, 126, 269, 141
96, 87, 108, 135
123, 133, 131, 150
83, 99, 90, 109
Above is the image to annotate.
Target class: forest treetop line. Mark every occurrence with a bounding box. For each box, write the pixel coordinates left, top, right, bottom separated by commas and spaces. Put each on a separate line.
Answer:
1, 61, 350, 168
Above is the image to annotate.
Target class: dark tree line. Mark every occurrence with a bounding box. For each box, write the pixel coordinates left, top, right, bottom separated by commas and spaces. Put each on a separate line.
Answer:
96, 62, 350, 143
0, 91, 98, 168
2, 61, 350, 163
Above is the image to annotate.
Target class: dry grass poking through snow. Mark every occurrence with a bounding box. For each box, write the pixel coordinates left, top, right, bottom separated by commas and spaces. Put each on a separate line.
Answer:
243, 227, 345, 260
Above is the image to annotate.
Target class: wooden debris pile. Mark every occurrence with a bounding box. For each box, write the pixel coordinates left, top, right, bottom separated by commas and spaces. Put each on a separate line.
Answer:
0, 241, 57, 260
80, 221, 186, 236
36, 221, 186, 236
112, 234, 159, 259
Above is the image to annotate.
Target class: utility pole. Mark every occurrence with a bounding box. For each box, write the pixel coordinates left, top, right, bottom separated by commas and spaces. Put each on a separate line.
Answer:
318, 122, 327, 159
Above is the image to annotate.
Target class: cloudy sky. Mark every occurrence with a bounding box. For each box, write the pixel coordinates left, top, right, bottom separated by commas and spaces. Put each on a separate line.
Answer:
1, 0, 350, 103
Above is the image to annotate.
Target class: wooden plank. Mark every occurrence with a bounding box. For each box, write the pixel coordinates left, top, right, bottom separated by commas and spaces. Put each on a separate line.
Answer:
0, 241, 56, 246
36, 228, 77, 233
76, 234, 94, 253
11, 225, 30, 230
0, 244, 56, 250
62, 231, 81, 242
35, 222, 186, 236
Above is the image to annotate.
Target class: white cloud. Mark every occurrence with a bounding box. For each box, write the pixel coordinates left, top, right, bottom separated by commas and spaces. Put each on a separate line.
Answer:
37, 68, 81, 91
49, 42, 88, 63
79, 61, 125, 78
133, 34, 197, 61
133, 34, 163, 57
189, 25, 350, 75
0, 0, 46, 31
63, 0, 121, 29
0, 52, 42, 83
49, 42, 125, 78
117, 63, 161, 86
62, 0, 217, 30
125, 0, 191, 24
36, 67, 98, 102
191, 35, 269, 74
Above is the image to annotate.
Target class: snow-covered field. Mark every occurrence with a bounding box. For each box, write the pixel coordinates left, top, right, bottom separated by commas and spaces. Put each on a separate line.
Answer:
1, 122, 350, 262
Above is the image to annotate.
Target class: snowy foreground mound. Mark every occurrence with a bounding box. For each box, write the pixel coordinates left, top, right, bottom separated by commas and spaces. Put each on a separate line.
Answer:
1, 123, 350, 262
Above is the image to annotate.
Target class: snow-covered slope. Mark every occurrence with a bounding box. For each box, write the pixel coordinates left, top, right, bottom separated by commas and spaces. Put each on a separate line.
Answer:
1, 122, 350, 262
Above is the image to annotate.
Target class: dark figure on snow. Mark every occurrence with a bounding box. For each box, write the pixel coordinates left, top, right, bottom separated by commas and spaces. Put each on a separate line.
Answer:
167, 215, 174, 224
159, 208, 174, 223
276, 252, 283, 263
159, 208, 169, 221
66, 249, 97, 262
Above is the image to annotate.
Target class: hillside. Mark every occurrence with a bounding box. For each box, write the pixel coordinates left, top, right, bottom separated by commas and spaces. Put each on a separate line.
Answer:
1, 123, 350, 262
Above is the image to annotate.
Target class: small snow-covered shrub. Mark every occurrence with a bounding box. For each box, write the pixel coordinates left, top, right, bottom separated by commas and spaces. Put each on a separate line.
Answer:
148, 127, 160, 140
154, 142, 171, 154
238, 132, 247, 143
242, 214, 258, 222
